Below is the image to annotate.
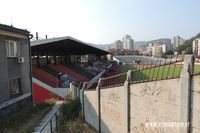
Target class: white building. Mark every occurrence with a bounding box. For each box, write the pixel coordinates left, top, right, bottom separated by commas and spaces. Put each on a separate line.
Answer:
112, 40, 123, 49
122, 35, 134, 49
147, 42, 166, 57
172, 36, 184, 49
193, 38, 200, 55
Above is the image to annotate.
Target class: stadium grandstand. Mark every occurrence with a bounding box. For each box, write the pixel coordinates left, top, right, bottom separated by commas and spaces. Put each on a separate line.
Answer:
31, 36, 114, 102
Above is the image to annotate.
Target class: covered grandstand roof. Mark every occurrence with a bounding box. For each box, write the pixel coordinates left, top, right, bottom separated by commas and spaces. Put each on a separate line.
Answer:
31, 36, 109, 56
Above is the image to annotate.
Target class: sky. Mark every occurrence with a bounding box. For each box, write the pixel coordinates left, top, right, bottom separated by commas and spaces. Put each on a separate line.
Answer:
0, 0, 200, 44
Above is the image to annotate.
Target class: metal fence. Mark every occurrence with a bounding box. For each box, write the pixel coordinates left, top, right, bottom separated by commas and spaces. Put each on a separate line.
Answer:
192, 55, 200, 76
82, 81, 99, 90
101, 72, 127, 89
82, 72, 127, 90
34, 109, 60, 133
130, 56, 184, 84
81, 55, 200, 89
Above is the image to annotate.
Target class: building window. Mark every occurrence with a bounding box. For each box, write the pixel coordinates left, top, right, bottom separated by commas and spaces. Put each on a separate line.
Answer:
6, 40, 17, 57
9, 78, 22, 96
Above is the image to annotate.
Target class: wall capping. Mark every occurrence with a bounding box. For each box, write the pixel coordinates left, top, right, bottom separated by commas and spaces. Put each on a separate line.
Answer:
0, 92, 31, 109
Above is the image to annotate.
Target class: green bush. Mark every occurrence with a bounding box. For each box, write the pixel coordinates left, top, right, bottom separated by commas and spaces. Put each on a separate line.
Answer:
36, 98, 56, 110
60, 96, 81, 121
58, 96, 97, 133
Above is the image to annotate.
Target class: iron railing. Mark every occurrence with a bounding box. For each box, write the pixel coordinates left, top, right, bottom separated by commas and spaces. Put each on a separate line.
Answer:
192, 55, 200, 76
130, 56, 184, 84
81, 55, 200, 89
101, 72, 127, 89
35, 109, 60, 133
84, 80, 99, 90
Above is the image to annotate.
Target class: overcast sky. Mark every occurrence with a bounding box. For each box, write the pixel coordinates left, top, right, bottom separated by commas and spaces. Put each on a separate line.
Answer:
0, 0, 200, 44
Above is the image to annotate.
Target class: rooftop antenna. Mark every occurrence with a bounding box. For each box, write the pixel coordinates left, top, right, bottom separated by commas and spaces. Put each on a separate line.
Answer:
11, 17, 13, 27
36, 32, 39, 40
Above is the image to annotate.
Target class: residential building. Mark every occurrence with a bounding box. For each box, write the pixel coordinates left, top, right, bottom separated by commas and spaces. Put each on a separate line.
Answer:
0, 24, 32, 116
147, 42, 166, 57
149, 38, 172, 51
122, 34, 134, 49
172, 36, 185, 49
112, 40, 123, 49
193, 38, 200, 55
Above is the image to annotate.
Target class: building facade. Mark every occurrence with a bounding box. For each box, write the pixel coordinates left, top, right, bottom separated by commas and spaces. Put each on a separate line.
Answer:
122, 35, 134, 49
193, 38, 200, 56
112, 40, 123, 49
172, 36, 184, 49
147, 42, 166, 57
0, 24, 32, 116
149, 38, 172, 51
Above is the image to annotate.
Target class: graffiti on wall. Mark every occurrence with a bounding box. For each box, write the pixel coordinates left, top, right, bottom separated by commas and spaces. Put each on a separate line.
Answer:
108, 89, 121, 103
140, 83, 162, 97
101, 88, 122, 104
101, 105, 121, 121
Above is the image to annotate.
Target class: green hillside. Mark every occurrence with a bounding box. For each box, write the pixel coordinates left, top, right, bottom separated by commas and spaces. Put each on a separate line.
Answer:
177, 33, 200, 54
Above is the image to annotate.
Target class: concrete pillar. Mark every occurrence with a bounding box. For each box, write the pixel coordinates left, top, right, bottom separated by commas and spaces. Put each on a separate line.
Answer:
53, 55, 56, 65
81, 83, 86, 119
96, 78, 102, 133
37, 51, 40, 67
70, 82, 77, 100
124, 70, 132, 133
61, 56, 63, 65
46, 53, 49, 65
76, 82, 81, 98
179, 55, 194, 133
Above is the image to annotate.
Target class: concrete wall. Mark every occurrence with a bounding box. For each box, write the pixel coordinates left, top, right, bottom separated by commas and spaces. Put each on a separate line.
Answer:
0, 95, 32, 117
130, 79, 180, 133
82, 55, 200, 133
100, 86, 125, 133
84, 90, 99, 130
191, 76, 200, 133
84, 86, 126, 133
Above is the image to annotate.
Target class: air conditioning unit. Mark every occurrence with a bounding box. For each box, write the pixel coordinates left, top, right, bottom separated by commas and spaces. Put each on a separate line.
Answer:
17, 57, 24, 63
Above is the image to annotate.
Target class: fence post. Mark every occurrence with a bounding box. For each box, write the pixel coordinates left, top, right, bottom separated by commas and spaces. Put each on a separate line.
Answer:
124, 70, 132, 133
55, 112, 58, 132
179, 55, 194, 133
70, 82, 77, 100
50, 119, 53, 133
77, 82, 81, 98
81, 82, 86, 120
96, 78, 102, 133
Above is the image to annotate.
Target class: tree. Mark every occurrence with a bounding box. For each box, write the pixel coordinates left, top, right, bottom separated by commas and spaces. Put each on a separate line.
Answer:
165, 50, 174, 55
161, 52, 167, 59
177, 33, 200, 54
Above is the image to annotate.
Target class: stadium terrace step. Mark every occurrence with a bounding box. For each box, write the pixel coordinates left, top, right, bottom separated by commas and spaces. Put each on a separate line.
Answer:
39, 66, 61, 77
32, 67, 61, 87
65, 64, 95, 79
49, 64, 89, 82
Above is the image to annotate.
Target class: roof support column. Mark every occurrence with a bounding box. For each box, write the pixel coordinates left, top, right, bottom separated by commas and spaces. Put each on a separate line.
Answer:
37, 50, 40, 68
61, 56, 63, 65
53, 54, 57, 65
46, 52, 49, 66
65, 55, 70, 64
